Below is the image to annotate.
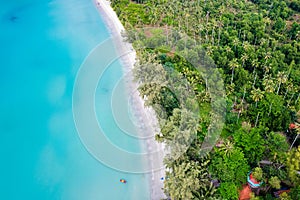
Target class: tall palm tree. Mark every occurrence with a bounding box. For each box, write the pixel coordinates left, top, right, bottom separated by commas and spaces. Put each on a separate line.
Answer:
260, 38, 267, 46
164, 160, 208, 200
226, 83, 235, 96
252, 58, 259, 74
225, 46, 232, 56
276, 71, 288, 94
241, 54, 248, 68
252, 73, 257, 88
232, 38, 239, 52
287, 92, 295, 107
251, 88, 264, 107
295, 93, 300, 104
206, 11, 210, 24
243, 41, 252, 52
263, 77, 276, 93
268, 102, 273, 116
284, 82, 294, 100
263, 63, 272, 77
218, 20, 223, 46
229, 58, 239, 85
265, 51, 272, 61
205, 27, 209, 43
206, 46, 213, 56
241, 87, 247, 104
263, 17, 271, 32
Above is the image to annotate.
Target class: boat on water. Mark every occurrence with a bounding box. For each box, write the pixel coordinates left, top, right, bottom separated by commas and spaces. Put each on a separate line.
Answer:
120, 179, 127, 184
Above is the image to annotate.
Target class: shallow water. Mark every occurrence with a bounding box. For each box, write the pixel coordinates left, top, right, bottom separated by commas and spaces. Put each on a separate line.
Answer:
0, 0, 149, 199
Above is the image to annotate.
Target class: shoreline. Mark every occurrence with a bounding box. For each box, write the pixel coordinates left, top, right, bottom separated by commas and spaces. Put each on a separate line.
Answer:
94, 0, 166, 199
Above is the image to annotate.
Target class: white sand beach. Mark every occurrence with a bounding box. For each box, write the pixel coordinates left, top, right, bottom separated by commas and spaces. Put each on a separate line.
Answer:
94, 0, 166, 199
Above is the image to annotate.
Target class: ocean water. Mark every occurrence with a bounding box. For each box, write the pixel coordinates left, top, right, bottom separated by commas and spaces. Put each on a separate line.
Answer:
0, 0, 149, 199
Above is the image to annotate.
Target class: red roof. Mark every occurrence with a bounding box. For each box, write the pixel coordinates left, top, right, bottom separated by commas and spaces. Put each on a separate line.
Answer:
290, 123, 296, 129
239, 185, 251, 200
249, 174, 260, 184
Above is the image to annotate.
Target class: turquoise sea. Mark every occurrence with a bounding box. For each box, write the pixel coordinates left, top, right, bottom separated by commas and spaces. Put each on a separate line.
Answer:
0, 0, 149, 199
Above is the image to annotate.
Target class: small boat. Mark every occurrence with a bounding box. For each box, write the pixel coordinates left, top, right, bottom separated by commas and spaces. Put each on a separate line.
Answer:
120, 179, 127, 184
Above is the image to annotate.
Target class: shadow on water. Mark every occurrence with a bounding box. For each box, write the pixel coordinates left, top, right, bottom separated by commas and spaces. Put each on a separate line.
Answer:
9, 15, 18, 22
2, 2, 35, 23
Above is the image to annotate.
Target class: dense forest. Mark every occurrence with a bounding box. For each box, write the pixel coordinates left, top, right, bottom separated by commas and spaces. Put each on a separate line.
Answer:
111, 0, 300, 199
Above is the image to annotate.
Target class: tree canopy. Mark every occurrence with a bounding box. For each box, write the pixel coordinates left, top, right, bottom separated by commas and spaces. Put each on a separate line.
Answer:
111, 0, 300, 198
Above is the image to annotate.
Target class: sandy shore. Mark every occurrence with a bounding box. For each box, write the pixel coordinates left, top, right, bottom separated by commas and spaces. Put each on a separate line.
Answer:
94, 0, 166, 199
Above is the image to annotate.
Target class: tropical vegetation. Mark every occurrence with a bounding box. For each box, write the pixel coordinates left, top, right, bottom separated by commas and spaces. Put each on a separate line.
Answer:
111, 0, 300, 199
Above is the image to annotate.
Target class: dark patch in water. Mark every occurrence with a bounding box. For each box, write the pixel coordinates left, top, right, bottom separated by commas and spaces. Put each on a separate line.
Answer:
3, 3, 33, 23
9, 16, 18, 22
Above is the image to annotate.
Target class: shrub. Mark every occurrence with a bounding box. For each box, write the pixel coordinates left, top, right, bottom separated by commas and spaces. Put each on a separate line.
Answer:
218, 182, 239, 200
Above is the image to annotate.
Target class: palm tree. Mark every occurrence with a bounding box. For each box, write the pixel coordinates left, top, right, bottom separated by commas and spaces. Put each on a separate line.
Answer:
287, 92, 295, 107
243, 41, 252, 52
206, 11, 210, 24
263, 63, 272, 77
295, 93, 300, 104
206, 46, 213, 56
263, 17, 271, 32
252, 73, 257, 88
164, 160, 209, 200
251, 88, 264, 107
218, 20, 223, 46
264, 51, 272, 61
241, 87, 247, 104
268, 102, 273, 116
284, 82, 294, 100
229, 58, 239, 85
276, 71, 288, 94
260, 38, 267, 46
251, 58, 259, 74
241, 54, 248, 68
192, 183, 216, 199
205, 27, 209, 43
263, 77, 276, 93
225, 46, 232, 55
232, 38, 239, 52
237, 105, 243, 123
255, 112, 260, 127
226, 83, 235, 96
219, 140, 234, 156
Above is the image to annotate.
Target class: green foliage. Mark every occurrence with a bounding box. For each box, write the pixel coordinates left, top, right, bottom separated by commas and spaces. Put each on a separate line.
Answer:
233, 127, 266, 164
279, 192, 292, 200
265, 132, 289, 162
252, 167, 264, 182
269, 176, 281, 189
209, 147, 249, 185
218, 182, 239, 200
164, 154, 215, 200
290, 1, 300, 12
114, 0, 300, 198
289, 185, 300, 199
111, 0, 150, 26
250, 193, 262, 200
264, 194, 276, 200
261, 165, 288, 182
164, 160, 202, 200
253, 93, 291, 131
286, 146, 300, 185
159, 87, 180, 117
